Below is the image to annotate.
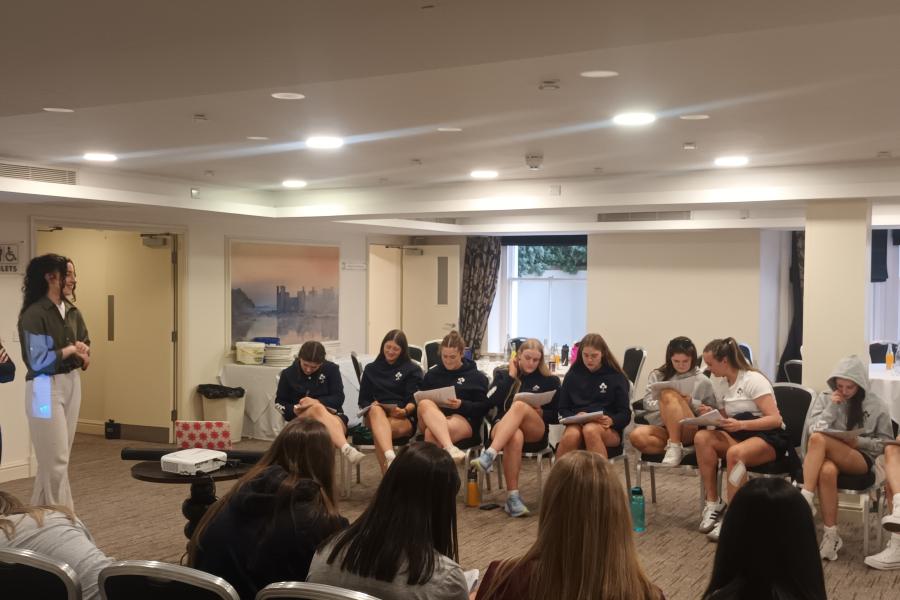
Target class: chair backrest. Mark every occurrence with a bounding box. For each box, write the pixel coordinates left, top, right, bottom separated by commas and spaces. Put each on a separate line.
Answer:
509, 337, 528, 354
784, 359, 803, 384
423, 339, 442, 371
738, 342, 753, 365
350, 351, 362, 383
621, 347, 647, 386
99, 560, 239, 600
257, 582, 383, 600
869, 341, 891, 364
407, 345, 423, 363
772, 383, 814, 449
0, 547, 81, 600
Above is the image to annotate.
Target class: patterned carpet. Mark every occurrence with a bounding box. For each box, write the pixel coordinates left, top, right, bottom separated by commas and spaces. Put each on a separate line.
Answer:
2, 434, 899, 599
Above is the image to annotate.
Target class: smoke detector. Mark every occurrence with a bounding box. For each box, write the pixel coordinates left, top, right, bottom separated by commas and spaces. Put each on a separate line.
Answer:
538, 79, 561, 91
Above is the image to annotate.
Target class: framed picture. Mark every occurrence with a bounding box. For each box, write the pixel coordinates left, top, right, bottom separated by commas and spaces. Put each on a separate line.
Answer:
229, 240, 339, 345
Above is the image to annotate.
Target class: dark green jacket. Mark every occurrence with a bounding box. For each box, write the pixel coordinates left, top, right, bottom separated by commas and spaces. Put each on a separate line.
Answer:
17, 296, 90, 380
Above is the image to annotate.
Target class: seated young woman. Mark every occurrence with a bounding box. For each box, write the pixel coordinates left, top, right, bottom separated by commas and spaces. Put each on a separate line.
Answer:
274, 340, 364, 465
189, 418, 348, 600
470, 338, 559, 518
695, 337, 786, 542
629, 336, 715, 466
555, 333, 631, 459
474, 451, 663, 600
358, 329, 424, 472
703, 478, 826, 600
867, 429, 900, 570
416, 331, 489, 463
0, 490, 112, 600
307, 442, 469, 600
799, 354, 893, 561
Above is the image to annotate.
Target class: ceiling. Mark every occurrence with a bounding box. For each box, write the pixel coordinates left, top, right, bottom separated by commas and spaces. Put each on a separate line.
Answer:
4, 0, 900, 200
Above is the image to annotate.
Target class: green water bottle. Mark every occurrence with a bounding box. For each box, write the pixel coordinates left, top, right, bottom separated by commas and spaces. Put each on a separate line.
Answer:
630, 486, 646, 532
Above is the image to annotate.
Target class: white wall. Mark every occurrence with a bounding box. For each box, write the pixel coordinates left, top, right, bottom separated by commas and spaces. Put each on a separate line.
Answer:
0, 201, 402, 482
586, 230, 774, 390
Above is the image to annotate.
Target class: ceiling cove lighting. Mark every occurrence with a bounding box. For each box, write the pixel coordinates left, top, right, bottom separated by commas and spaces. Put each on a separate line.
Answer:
43, 107, 74, 113
680, 114, 710, 120
282, 179, 308, 188
580, 70, 619, 78
305, 136, 344, 149
470, 169, 498, 179
271, 92, 305, 100
714, 155, 749, 167
83, 152, 118, 162
246, 136, 269, 140
437, 127, 463, 132
612, 112, 656, 126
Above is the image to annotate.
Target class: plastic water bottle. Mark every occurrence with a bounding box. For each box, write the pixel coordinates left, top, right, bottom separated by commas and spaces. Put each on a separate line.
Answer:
630, 486, 646, 532
886, 344, 895, 371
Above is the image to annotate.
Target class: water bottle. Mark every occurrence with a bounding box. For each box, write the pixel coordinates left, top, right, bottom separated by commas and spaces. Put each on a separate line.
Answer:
630, 486, 646, 532
886, 344, 895, 371
466, 467, 481, 507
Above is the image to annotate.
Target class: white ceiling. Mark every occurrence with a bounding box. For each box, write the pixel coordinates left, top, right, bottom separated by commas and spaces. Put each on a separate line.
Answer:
3, 0, 900, 232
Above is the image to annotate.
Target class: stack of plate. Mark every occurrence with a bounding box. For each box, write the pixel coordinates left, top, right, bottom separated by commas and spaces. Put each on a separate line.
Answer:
264, 345, 295, 368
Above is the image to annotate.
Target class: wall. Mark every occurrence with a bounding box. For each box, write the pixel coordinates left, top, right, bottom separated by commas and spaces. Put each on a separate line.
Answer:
0, 201, 402, 482
586, 230, 773, 391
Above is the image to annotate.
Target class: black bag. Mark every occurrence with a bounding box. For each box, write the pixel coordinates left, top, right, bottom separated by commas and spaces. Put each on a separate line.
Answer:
197, 384, 245, 399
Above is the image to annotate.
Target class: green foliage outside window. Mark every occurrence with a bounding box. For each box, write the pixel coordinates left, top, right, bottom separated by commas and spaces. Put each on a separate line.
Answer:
517, 245, 587, 276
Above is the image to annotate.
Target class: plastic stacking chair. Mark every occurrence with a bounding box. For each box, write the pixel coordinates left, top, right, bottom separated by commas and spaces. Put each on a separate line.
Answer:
784, 359, 802, 384
257, 581, 382, 599
99, 560, 239, 600
0, 548, 81, 600
423, 339, 442, 371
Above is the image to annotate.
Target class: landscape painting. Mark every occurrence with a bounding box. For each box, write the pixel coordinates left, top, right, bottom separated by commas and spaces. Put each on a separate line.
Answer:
230, 241, 339, 345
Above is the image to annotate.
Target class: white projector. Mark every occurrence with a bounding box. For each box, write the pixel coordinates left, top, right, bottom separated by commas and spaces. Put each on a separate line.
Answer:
161, 448, 227, 475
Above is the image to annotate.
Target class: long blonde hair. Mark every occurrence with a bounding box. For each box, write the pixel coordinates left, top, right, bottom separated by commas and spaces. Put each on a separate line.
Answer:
479, 452, 659, 600
0, 491, 76, 541
516, 338, 551, 377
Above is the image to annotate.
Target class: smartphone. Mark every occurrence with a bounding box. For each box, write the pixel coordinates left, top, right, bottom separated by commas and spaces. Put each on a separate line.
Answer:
478, 503, 500, 510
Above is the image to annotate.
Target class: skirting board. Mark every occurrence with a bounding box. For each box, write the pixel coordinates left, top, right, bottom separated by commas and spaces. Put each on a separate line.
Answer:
77, 419, 170, 443
0, 459, 32, 484
77, 419, 106, 436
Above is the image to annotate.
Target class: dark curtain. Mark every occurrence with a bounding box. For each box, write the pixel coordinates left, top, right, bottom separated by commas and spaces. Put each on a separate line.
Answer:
872, 230, 889, 283
777, 232, 805, 382
458, 237, 502, 359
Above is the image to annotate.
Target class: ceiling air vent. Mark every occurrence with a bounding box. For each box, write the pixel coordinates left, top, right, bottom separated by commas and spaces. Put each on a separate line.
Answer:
597, 211, 691, 222
0, 162, 77, 185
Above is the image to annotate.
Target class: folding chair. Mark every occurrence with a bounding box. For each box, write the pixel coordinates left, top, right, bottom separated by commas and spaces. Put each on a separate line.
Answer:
99, 560, 239, 600
784, 359, 802, 384
257, 581, 382, 600
0, 548, 81, 600
423, 339, 442, 371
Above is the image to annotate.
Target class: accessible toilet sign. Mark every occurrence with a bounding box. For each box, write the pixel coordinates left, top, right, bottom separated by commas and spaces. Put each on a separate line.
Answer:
0, 242, 22, 274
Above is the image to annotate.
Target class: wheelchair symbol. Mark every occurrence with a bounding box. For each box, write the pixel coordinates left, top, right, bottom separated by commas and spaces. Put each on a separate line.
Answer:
3, 246, 17, 263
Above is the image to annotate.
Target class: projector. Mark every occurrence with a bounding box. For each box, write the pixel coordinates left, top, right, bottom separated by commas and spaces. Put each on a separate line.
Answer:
161, 448, 227, 475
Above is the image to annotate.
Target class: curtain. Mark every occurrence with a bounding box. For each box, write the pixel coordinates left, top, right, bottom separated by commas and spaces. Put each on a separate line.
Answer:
777, 231, 805, 381
872, 230, 889, 283
458, 237, 502, 359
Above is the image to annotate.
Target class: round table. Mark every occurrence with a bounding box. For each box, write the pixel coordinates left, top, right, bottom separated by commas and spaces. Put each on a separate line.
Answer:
130, 461, 250, 541
869, 364, 900, 423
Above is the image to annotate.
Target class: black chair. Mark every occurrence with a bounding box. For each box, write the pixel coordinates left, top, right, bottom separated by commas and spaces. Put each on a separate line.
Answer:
257, 582, 382, 599
0, 548, 81, 600
99, 560, 239, 600
621, 347, 647, 402
508, 337, 528, 354
350, 351, 362, 383
423, 339, 442, 371
870, 342, 891, 364
746, 383, 813, 480
784, 359, 803, 384
738, 342, 753, 365
407, 345, 423, 364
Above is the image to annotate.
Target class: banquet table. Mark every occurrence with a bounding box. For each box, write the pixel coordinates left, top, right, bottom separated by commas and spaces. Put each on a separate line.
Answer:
219, 354, 374, 440
869, 364, 900, 424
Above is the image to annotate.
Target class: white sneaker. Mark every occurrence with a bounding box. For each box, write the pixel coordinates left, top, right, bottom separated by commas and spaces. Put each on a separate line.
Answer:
707, 520, 722, 542
699, 500, 726, 533
660, 443, 684, 467
342, 445, 366, 466
820, 528, 843, 561
882, 507, 900, 533
446, 445, 467, 464
865, 535, 900, 570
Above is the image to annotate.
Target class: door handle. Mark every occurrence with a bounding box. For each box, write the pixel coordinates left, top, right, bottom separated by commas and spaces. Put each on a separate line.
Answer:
107, 295, 115, 341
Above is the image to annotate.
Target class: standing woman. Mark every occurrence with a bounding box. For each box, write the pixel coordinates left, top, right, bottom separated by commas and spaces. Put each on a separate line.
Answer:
799, 355, 893, 561
471, 338, 560, 517
18, 255, 90, 510
358, 329, 423, 472
274, 340, 365, 465
555, 333, 631, 459
416, 331, 489, 463
695, 337, 785, 542
629, 336, 716, 466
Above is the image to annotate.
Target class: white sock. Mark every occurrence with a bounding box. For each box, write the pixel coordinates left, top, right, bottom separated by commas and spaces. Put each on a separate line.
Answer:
341, 443, 353, 455
706, 499, 720, 508
485, 447, 498, 459
668, 441, 683, 448
893, 494, 900, 514
824, 525, 838, 536
801, 488, 815, 504
384, 449, 396, 462
508, 489, 520, 498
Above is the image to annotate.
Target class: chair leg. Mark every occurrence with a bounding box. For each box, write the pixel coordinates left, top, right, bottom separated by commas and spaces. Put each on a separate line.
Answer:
340, 455, 350, 499
536, 455, 544, 499
496, 455, 505, 491
699, 475, 705, 512
623, 455, 632, 491
863, 495, 871, 556
355, 463, 361, 485
636, 461, 643, 489
650, 466, 657, 504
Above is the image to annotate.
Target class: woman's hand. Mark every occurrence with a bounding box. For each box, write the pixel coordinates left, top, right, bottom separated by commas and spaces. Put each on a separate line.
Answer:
720, 418, 745, 433
75, 341, 90, 356
696, 404, 714, 415
508, 357, 518, 379
390, 406, 407, 419
831, 390, 845, 404
80, 353, 91, 371
597, 415, 613, 428
446, 398, 462, 409
293, 397, 319, 415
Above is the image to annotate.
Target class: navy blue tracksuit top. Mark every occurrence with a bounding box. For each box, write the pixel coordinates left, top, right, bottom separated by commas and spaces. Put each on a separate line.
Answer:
557, 363, 631, 432
275, 359, 345, 422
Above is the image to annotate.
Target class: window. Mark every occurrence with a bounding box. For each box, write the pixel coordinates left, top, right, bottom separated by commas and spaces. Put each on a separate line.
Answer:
486, 243, 587, 353
869, 241, 900, 343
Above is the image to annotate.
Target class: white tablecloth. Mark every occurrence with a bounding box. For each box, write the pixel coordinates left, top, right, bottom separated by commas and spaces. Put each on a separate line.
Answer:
219, 355, 373, 441
870, 365, 900, 423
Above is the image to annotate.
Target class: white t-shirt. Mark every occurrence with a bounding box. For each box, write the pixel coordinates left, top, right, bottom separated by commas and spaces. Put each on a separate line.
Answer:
57, 301, 66, 320
711, 370, 774, 417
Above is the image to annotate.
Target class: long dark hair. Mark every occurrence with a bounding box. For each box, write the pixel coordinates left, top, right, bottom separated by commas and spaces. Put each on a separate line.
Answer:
20, 254, 68, 315
704, 478, 826, 600
575, 333, 625, 376
834, 378, 866, 431
326, 442, 460, 584
187, 418, 340, 566
656, 336, 699, 381
703, 338, 758, 374
379, 329, 410, 364
299, 340, 327, 363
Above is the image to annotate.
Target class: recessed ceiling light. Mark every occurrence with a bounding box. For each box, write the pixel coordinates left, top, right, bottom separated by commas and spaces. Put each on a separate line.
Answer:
282, 179, 308, 188
580, 70, 619, 78
437, 127, 463, 132
43, 107, 74, 113
683, 142, 697, 151
246, 136, 269, 141
470, 170, 498, 179
680, 114, 710, 120
612, 112, 656, 126
271, 92, 305, 100
714, 155, 749, 167
305, 136, 344, 149
83, 152, 118, 162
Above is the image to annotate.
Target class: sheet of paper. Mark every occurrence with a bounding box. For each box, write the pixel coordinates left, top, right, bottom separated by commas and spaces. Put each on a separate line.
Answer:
679, 410, 724, 427
413, 386, 456, 407
559, 411, 605, 425
821, 427, 866, 441
649, 378, 695, 399
356, 403, 397, 417
464, 569, 479, 593
513, 390, 555, 407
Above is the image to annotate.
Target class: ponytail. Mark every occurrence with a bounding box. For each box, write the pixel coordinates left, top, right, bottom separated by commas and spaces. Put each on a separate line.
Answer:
703, 338, 757, 373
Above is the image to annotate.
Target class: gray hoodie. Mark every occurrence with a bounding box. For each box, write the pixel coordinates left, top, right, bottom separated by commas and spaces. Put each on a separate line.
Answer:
801, 354, 894, 464
640, 367, 716, 427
